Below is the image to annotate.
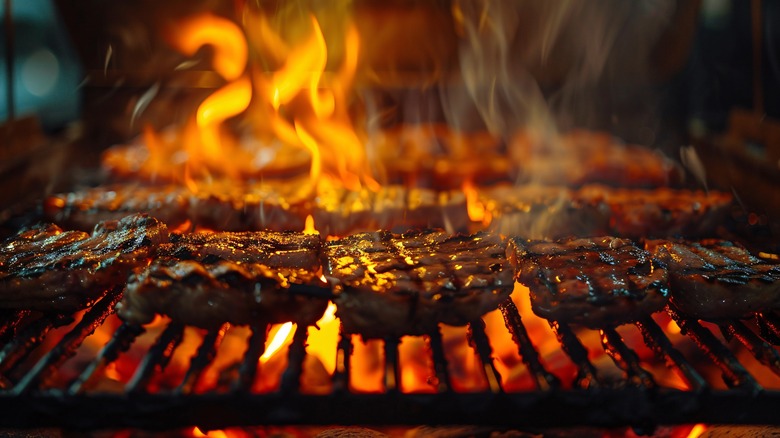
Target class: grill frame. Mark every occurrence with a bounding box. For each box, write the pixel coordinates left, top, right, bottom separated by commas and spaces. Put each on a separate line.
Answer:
1, 288, 780, 430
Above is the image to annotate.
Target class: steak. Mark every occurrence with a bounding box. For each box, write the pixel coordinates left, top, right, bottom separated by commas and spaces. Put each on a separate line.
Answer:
322, 230, 514, 339
43, 184, 191, 232
483, 184, 732, 239
0, 214, 168, 311
44, 180, 309, 233
116, 230, 327, 328
645, 239, 780, 319
313, 183, 469, 237
507, 236, 669, 328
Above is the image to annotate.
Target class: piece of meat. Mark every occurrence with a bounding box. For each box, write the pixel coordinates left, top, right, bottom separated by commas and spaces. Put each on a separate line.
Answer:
481, 184, 610, 239
43, 184, 191, 232
481, 184, 732, 239
162, 230, 322, 271
0, 214, 168, 312
645, 239, 780, 319
313, 183, 469, 237
44, 180, 310, 233
116, 230, 327, 328
577, 185, 733, 238
187, 179, 309, 232
510, 129, 683, 188
323, 230, 514, 339
507, 236, 669, 328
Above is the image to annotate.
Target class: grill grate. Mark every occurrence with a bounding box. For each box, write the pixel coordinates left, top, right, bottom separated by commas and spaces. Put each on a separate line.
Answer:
2, 291, 780, 430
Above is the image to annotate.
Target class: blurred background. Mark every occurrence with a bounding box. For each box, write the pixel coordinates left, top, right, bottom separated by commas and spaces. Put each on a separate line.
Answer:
0, 0, 778, 216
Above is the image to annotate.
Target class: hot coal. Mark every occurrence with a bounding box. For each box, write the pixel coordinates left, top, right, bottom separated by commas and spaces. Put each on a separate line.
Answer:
645, 239, 780, 319
0, 213, 168, 312
507, 236, 669, 328
322, 229, 514, 339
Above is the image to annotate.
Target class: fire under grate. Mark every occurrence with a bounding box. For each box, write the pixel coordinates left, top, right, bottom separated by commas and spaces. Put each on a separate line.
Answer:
1, 286, 780, 430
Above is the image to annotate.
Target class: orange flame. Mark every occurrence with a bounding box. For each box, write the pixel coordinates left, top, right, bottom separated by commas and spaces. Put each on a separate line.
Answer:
260, 323, 296, 364
306, 302, 339, 375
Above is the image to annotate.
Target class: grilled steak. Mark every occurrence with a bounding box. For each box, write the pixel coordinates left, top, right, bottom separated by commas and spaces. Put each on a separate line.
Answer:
577, 185, 732, 238
323, 230, 514, 338
483, 184, 731, 239
44, 184, 191, 232
44, 180, 309, 233
313, 183, 469, 237
162, 230, 322, 271
645, 239, 780, 319
510, 129, 682, 188
507, 236, 669, 328
116, 230, 327, 328
481, 184, 609, 239
0, 214, 168, 311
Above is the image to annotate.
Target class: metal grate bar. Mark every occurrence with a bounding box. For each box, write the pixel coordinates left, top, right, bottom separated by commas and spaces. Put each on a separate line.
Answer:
0, 313, 73, 376
231, 323, 267, 392
757, 312, 780, 344
635, 317, 707, 391
498, 300, 559, 390
125, 322, 184, 393
12, 290, 122, 394
668, 306, 760, 391
175, 326, 226, 394
67, 322, 145, 395
384, 337, 400, 393
279, 325, 308, 393
550, 322, 600, 388
0, 310, 29, 345
333, 328, 352, 392
600, 327, 656, 388
720, 319, 780, 378
428, 326, 451, 393
468, 318, 503, 393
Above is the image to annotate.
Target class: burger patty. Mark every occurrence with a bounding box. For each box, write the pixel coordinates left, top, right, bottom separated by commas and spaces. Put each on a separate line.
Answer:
507, 236, 669, 328
645, 239, 780, 319
116, 230, 327, 328
322, 230, 514, 339
0, 214, 168, 311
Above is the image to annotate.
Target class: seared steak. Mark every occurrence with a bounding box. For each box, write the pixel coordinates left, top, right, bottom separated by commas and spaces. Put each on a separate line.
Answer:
44, 180, 309, 233
0, 214, 168, 311
645, 239, 780, 319
116, 230, 327, 328
44, 184, 191, 232
313, 183, 469, 237
483, 184, 731, 239
322, 230, 514, 338
507, 236, 669, 328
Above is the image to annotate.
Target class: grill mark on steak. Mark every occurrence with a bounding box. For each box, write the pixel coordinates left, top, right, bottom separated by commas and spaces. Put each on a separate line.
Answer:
483, 184, 732, 240
0, 214, 168, 312
508, 236, 669, 328
645, 239, 780, 319
116, 230, 327, 329
323, 230, 514, 339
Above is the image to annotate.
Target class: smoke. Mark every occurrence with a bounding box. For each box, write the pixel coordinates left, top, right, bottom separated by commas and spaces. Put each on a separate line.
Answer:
445, 0, 677, 141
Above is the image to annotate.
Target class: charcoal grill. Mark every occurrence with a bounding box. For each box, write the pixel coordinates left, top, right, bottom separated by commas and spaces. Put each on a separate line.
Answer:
1, 284, 780, 431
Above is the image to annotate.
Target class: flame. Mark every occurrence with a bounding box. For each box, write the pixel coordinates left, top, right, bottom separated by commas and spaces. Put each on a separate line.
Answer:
260, 323, 296, 364
303, 214, 318, 235
306, 302, 339, 376
463, 179, 486, 223
685, 424, 707, 438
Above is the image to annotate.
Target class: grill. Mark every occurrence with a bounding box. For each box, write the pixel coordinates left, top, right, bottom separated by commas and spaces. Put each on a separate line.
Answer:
1, 283, 780, 431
